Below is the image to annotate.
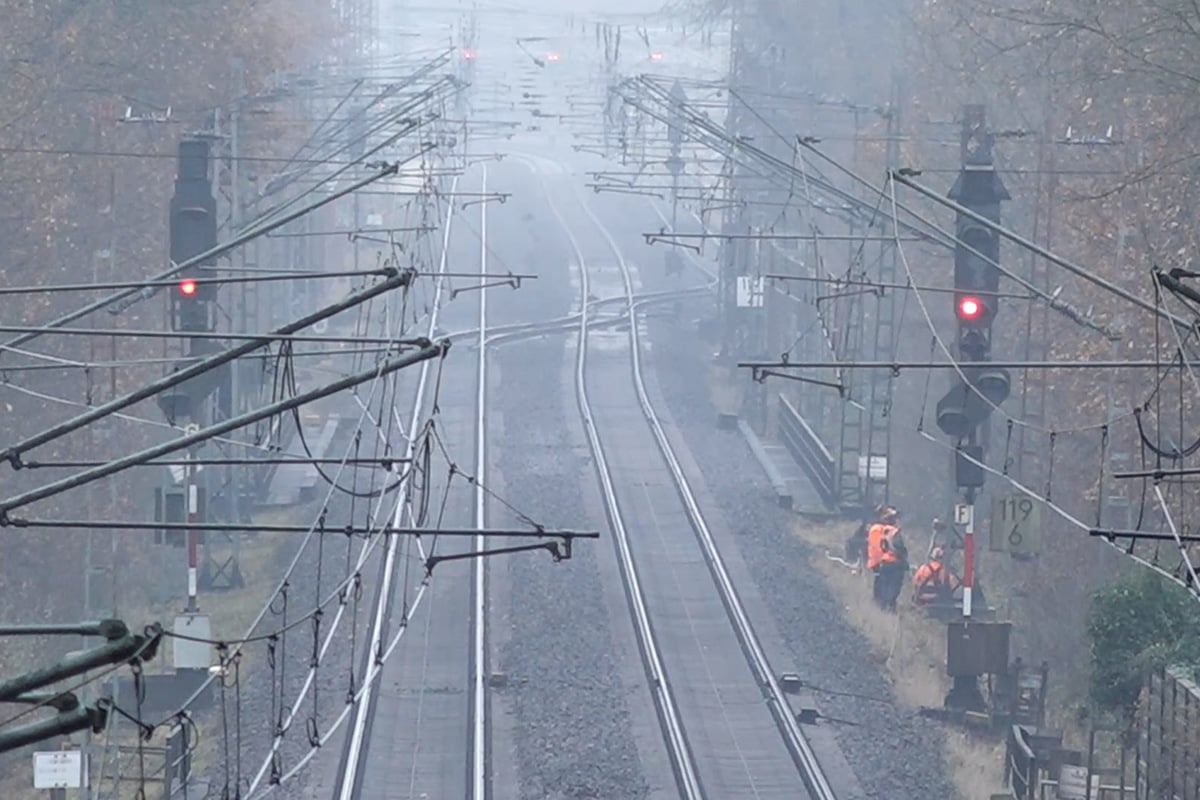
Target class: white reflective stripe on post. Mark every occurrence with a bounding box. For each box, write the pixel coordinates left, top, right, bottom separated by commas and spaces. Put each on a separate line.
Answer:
188, 567, 197, 599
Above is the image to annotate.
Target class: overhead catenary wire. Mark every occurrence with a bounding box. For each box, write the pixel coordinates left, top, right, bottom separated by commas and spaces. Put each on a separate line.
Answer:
8, 352, 417, 742
236, 167, 456, 796
709, 96, 1200, 597
793, 137, 1116, 338
0, 271, 413, 468
0, 268, 394, 297
918, 428, 1200, 601
890, 168, 1193, 331
0, 161, 405, 366
57, 57, 482, 800
886, 176, 1129, 437
0, 342, 448, 516
97, 289, 415, 796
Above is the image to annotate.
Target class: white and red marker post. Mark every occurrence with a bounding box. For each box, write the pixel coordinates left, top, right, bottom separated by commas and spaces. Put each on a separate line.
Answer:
961, 499, 975, 617
185, 447, 200, 613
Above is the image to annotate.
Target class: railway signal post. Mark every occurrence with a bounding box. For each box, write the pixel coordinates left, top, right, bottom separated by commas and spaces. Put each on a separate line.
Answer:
157, 136, 223, 681
935, 105, 1010, 618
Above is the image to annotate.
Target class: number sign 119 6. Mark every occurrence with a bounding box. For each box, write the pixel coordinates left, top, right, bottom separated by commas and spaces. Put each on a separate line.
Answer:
990, 494, 1041, 556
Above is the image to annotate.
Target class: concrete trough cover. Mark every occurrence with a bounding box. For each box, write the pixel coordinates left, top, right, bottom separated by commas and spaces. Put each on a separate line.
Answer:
779, 673, 803, 694
488, 672, 508, 688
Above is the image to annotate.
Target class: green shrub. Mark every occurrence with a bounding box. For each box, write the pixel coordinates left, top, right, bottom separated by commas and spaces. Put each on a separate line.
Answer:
1086, 570, 1200, 718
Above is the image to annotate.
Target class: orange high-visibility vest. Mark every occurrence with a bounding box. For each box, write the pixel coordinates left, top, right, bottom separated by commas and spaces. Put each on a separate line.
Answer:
913, 560, 959, 603
866, 523, 887, 569
867, 523, 898, 569
879, 526, 901, 563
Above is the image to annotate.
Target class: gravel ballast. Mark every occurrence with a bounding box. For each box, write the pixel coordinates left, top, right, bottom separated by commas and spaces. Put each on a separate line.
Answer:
492, 335, 652, 800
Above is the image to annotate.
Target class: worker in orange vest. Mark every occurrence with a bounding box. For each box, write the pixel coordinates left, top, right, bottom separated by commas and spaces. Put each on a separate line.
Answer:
912, 546, 960, 606
875, 522, 908, 611
867, 506, 900, 607
866, 506, 899, 572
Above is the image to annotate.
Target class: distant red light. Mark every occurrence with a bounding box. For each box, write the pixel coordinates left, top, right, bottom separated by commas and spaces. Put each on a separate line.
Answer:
650, 51, 664, 61
958, 296, 981, 319
546, 51, 560, 62
462, 48, 476, 60
179, 278, 198, 296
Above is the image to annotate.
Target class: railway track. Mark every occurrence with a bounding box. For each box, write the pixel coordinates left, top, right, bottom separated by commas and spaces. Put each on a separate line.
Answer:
470, 165, 491, 799
333, 166, 494, 800
538, 168, 704, 798
331, 171, 490, 800
539, 163, 837, 799
330, 154, 834, 798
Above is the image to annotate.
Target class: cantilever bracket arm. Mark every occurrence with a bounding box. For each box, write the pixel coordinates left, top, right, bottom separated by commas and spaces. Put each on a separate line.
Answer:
422, 530, 598, 575
10, 691, 81, 711
460, 193, 510, 209
0, 619, 129, 639
592, 185, 664, 200
590, 175, 636, 187
643, 233, 701, 254
425, 542, 560, 574
750, 368, 844, 394
350, 234, 400, 246
1088, 528, 1200, 543
816, 288, 879, 304
449, 272, 530, 300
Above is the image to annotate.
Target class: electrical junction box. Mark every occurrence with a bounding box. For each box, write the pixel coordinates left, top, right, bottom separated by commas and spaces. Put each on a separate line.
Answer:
946, 620, 1011, 677
173, 613, 212, 670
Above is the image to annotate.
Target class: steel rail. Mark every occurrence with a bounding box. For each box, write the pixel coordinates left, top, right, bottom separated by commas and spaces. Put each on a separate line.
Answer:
471, 166, 490, 800
332, 174, 460, 800
579, 190, 838, 800
542, 170, 705, 800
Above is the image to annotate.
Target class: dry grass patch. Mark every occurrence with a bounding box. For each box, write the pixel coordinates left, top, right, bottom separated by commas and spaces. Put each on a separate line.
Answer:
794, 518, 1006, 800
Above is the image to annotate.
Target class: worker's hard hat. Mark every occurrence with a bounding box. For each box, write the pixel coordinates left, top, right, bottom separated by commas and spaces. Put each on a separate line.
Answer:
930, 546, 945, 560
881, 506, 899, 521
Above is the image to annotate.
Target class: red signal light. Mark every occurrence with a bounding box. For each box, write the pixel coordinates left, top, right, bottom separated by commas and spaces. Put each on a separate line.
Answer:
179, 278, 198, 296
462, 48, 476, 60
650, 50, 664, 61
546, 51, 560, 62
958, 296, 981, 319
